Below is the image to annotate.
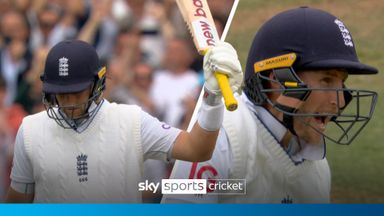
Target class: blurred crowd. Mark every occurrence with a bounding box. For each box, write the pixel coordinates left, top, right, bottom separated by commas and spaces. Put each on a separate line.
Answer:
0, 0, 233, 202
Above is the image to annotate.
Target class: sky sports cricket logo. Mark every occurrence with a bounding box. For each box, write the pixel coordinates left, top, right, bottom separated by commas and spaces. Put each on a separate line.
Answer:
138, 179, 246, 195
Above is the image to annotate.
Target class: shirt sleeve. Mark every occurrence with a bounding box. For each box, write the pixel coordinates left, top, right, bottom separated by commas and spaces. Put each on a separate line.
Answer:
10, 125, 35, 193
161, 127, 231, 203
140, 110, 182, 161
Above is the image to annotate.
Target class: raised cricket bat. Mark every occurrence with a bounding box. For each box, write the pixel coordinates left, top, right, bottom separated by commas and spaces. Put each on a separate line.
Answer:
176, 0, 238, 111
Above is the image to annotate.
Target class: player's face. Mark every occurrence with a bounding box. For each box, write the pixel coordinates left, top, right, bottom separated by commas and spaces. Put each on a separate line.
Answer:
293, 69, 347, 144
55, 87, 92, 119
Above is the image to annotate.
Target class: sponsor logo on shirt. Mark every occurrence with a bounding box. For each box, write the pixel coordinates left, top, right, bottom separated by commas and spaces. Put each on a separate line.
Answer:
162, 123, 171, 129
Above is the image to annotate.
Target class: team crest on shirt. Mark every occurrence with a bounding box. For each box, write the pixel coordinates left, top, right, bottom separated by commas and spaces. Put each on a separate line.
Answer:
281, 194, 293, 204
77, 153, 88, 182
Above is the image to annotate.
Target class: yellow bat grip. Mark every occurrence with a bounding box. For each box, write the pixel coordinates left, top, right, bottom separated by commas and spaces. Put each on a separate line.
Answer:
214, 72, 238, 111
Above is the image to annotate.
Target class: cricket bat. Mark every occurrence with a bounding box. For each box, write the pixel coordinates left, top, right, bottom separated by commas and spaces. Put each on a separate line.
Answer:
176, 0, 238, 111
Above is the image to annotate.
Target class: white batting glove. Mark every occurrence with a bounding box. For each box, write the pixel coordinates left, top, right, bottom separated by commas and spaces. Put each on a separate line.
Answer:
202, 41, 243, 106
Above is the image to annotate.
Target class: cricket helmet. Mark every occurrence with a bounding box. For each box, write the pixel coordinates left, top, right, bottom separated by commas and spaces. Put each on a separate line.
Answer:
244, 7, 378, 144
41, 40, 106, 131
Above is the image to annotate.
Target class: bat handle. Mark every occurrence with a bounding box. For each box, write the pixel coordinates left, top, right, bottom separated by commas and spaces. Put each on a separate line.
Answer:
214, 72, 238, 111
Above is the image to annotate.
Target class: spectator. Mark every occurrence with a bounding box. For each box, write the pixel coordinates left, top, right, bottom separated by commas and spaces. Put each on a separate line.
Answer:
113, 25, 142, 66
78, 0, 118, 62
131, 63, 156, 114
15, 46, 48, 114
139, 0, 176, 68
104, 57, 137, 105
0, 76, 26, 201
0, 10, 32, 106
30, 2, 76, 51
151, 37, 199, 128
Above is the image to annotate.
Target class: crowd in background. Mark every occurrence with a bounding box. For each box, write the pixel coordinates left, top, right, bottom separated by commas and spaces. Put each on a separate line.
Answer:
0, 0, 233, 202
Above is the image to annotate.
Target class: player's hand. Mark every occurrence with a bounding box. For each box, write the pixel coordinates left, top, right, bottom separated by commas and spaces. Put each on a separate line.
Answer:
203, 41, 243, 103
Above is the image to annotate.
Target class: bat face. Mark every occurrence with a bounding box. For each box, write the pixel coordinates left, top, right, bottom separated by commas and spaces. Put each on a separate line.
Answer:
191, 16, 218, 48
176, 0, 220, 54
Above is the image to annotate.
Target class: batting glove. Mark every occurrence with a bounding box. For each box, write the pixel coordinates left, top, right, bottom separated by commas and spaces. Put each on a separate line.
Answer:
203, 41, 243, 106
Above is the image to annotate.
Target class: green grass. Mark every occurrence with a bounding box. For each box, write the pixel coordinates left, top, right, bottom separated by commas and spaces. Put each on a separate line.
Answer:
226, 0, 384, 203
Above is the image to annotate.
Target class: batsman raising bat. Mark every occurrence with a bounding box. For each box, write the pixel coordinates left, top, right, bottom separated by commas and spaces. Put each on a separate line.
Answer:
5, 39, 242, 203
176, 0, 240, 111
163, 7, 378, 203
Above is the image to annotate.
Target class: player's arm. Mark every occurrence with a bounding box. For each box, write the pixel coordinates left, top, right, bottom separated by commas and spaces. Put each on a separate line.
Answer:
172, 119, 219, 162
5, 125, 35, 203
171, 42, 242, 162
6, 187, 34, 203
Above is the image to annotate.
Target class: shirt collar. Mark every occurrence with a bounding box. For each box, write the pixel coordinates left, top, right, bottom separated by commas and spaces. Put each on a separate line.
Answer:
241, 94, 325, 162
